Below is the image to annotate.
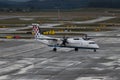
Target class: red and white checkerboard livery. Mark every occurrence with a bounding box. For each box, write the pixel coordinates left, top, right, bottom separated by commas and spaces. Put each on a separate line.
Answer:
32, 23, 41, 39
33, 25, 39, 34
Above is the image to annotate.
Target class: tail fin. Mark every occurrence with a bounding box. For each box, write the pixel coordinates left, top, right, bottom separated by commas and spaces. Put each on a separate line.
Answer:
32, 23, 41, 39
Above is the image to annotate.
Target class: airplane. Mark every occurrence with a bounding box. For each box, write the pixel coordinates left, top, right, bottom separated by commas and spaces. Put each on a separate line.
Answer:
32, 23, 99, 52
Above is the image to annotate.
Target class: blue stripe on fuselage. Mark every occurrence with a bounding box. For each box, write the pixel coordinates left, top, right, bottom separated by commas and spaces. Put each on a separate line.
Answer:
48, 45, 99, 49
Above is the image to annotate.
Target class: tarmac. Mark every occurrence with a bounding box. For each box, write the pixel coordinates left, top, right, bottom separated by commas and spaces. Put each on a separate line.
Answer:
0, 16, 119, 80
0, 29, 120, 80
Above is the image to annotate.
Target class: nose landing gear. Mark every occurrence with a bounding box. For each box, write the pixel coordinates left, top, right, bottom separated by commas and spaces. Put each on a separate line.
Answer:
75, 48, 78, 51
94, 49, 96, 52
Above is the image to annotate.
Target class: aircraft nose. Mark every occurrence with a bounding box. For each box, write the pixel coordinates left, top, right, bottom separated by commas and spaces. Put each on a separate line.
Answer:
96, 44, 99, 49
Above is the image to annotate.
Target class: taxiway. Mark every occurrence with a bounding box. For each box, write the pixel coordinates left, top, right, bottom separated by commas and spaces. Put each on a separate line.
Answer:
0, 33, 120, 80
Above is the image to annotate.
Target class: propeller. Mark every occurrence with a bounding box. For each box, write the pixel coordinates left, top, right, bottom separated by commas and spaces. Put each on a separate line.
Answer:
61, 36, 69, 46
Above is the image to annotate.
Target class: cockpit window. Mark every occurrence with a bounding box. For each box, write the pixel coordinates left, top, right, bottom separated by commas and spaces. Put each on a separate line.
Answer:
89, 42, 95, 44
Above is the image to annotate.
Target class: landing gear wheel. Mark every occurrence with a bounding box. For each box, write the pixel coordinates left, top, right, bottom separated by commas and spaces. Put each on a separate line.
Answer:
53, 48, 57, 51
75, 48, 78, 51
94, 49, 96, 52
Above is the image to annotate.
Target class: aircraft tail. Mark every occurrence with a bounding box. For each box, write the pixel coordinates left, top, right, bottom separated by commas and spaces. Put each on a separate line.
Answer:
32, 23, 51, 40
32, 24, 41, 39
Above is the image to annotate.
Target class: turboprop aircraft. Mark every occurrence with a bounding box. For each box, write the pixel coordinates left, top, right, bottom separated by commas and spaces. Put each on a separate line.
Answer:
32, 24, 99, 52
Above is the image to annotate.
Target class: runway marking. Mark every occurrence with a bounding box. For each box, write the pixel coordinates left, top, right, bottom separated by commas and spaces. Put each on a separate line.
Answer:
16, 58, 47, 66
76, 76, 113, 80
0, 64, 26, 75
0, 61, 7, 65
13, 79, 49, 80
0, 75, 8, 79
72, 17, 115, 24
107, 56, 120, 60
17, 64, 34, 74
99, 61, 120, 70
91, 67, 105, 71
35, 58, 81, 69
0, 43, 46, 57
57, 48, 73, 52
95, 38, 120, 43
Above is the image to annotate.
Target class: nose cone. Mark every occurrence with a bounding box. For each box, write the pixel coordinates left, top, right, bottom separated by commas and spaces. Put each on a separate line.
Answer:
95, 44, 99, 49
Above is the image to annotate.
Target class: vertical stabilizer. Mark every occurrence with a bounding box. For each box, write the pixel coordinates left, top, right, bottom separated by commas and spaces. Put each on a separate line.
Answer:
32, 23, 41, 39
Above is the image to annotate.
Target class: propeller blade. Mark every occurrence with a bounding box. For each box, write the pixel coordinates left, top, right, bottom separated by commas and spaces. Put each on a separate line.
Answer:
61, 36, 69, 46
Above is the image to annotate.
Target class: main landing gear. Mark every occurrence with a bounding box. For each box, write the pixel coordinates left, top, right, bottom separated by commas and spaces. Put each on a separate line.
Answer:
53, 48, 57, 51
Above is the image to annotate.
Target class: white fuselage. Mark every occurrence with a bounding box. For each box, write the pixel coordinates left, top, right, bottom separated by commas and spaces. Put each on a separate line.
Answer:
66, 38, 99, 49
37, 37, 99, 49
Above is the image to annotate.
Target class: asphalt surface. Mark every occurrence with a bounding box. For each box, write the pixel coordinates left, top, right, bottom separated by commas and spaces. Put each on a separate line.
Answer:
0, 33, 120, 80
0, 17, 120, 80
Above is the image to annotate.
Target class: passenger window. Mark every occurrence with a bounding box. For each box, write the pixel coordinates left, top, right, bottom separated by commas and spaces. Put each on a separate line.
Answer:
74, 38, 79, 40
89, 42, 95, 44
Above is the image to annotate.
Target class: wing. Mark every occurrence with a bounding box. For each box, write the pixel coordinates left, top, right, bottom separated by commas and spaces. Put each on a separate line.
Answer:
36, 37, 61, 41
